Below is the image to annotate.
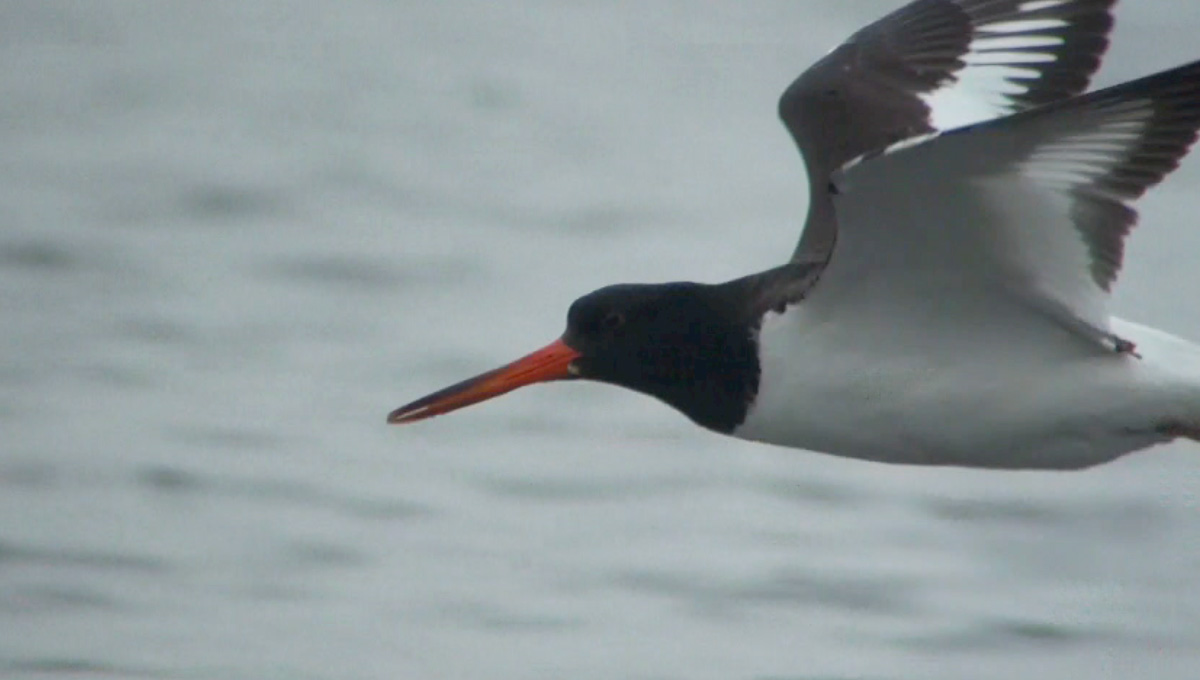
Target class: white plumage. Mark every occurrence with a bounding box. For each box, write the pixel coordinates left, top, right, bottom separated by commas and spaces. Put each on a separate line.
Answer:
737, 39, 1200, 469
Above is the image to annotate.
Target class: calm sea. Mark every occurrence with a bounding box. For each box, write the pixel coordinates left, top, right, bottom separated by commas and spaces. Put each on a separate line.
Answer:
3, 1, 1200, 678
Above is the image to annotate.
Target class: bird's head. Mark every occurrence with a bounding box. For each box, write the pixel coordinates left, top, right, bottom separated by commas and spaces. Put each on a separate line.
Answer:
387, 281, 764, 432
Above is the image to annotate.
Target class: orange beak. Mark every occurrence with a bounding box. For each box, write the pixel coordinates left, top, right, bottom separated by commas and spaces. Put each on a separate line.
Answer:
387, 338, 582, 425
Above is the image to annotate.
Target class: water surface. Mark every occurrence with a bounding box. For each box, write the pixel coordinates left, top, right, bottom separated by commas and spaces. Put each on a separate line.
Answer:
3, 1, 1200, 678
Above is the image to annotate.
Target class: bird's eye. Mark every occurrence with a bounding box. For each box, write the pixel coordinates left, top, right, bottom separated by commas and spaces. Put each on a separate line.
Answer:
601, 311, 625, 331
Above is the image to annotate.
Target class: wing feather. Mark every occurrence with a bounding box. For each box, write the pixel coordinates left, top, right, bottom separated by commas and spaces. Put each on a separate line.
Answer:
781, 0, 1115, 265
819, 59, 1200, 340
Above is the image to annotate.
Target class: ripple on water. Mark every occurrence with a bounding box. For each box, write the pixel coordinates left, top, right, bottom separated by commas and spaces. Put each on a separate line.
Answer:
755, 475, 872, 509
232, 477, 429, 521
279, 539, 365, 570
114, 316, 194, 346
920, 495, 1169, 538
178, 184, 283, 223
0, 540, 169, 575
256, 253, 481, 292
897, 616, 1114, 652
475, 473, 690, 504
132, 464, 430, 521
0, 459, 59, 489
730, 569, 916, 615
435, 600, 584, 632
612, 567, 914, 619
0, 658, 163, 679
0, 240, 79, 272
227, 540, 369, 604
73, 362, 156, 391
163, 424, 286, 454
134, 465, 206, 494
0, 583, 120, 615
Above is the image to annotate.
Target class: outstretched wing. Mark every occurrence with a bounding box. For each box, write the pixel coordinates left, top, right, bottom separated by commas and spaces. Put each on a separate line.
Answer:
780, 0, 1115, 265
816, 59, 1200, 344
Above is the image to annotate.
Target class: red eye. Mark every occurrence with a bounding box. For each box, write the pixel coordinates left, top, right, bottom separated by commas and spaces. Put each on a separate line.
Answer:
602, 312, 625, 331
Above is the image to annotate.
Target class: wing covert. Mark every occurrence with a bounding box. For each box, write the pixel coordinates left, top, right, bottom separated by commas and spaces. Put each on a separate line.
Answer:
781, 0, 1115, 265
821, 59, 1200, 341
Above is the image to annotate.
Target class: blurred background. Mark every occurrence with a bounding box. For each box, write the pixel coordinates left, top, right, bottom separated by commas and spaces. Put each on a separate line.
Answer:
3, 1, 1200, 679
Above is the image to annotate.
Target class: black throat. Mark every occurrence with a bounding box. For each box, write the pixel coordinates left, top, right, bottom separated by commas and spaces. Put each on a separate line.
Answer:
562, 263, 817, 433
638, 321, 760, 434
566, 289, 761, 432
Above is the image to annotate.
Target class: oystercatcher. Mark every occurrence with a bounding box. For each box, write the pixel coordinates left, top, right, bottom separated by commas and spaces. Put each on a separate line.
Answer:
389, 0, 1200, 470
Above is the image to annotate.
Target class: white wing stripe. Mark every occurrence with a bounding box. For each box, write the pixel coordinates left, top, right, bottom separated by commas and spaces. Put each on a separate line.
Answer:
971, 35, 1065, 51
1026, 121, 1152, 184
919, 13, 1085, 130
783, 0, 1116, 265
1019, 0, 1069, 12
826, 59, 1200, 342
965, 52, 1058, 66
981, 18, 1069, 34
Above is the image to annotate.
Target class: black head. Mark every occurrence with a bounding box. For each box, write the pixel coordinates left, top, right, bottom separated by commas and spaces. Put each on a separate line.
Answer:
560, 282, 760, 432
387, 279, 773, 433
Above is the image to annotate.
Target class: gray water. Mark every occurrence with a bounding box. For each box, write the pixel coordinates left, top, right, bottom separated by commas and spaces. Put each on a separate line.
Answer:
4, 1, 1200, 679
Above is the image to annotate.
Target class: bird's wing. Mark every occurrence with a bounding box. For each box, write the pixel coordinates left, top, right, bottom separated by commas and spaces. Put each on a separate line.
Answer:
781, 0, 1115, 265
810, 59, 1200, 345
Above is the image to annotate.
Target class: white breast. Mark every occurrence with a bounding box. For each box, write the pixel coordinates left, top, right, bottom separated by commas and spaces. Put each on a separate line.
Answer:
733, 307, 1200, 470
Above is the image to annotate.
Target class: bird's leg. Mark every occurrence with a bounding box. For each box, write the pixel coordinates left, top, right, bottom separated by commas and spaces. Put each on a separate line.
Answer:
1109, 333, 1141, 358
1027, 298, 1142, 358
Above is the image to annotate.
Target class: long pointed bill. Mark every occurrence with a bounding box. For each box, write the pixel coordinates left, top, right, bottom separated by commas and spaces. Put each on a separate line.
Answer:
387, 338, 581, 425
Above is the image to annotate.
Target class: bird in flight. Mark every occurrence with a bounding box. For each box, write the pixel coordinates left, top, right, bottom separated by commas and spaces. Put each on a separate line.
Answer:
390, 0, 1200, 470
